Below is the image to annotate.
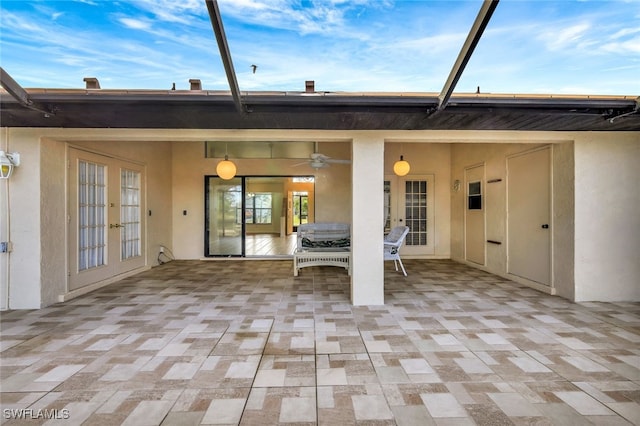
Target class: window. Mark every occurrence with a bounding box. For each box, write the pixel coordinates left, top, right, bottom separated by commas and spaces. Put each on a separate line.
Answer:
245, 193, 272, 224
468, 181, 482, 210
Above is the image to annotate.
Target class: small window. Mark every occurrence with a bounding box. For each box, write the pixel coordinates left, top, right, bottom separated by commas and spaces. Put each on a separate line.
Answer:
468, 181, 482, 210
244, 193, 272, 224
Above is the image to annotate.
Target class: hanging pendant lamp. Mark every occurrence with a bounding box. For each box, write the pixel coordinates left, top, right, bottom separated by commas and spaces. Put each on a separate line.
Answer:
393, 145, 410, 176
216, 144, 237, 180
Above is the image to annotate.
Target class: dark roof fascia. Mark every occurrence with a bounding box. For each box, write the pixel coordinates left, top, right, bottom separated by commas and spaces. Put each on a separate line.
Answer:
4, 90, 636, 111
1, 90, 638, 130
447, 96, 638, 111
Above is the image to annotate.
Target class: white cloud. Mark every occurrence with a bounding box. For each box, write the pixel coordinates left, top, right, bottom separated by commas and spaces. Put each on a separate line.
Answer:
600, 37, 640, 54
218, 0, 386, 40
539, 22, 591, 51
119, 18, 152, 30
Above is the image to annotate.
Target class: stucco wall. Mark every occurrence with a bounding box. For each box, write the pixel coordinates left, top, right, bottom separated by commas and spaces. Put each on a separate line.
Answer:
574, 134, 640, 301
2, 130, 42, 309
40, 138, 67, 306
552, 142, 575, 300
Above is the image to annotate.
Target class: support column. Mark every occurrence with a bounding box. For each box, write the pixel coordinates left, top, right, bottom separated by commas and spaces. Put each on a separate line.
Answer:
351, 136, 385, 305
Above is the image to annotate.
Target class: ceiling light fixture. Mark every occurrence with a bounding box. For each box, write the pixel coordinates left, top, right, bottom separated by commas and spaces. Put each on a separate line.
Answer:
216, 143, 237, 180
0, 151, 20, 179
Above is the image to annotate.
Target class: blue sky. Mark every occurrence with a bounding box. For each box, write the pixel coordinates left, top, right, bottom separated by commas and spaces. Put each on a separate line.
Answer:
1, 0, 639, 95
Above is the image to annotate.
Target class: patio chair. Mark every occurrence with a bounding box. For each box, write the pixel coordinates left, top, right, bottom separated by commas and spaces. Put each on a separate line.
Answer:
384, 226, 410, 276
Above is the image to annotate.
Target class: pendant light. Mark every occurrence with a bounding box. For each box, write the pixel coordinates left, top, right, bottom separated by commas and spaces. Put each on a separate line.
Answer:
393, 145, 410, 176
216, 143, 237, 180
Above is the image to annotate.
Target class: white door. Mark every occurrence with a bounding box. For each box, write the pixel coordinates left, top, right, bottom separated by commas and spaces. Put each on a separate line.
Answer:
68, 148, 146, 291
465, 164, 485, 265
384, 175, 435, 256
507, 147, 551, 286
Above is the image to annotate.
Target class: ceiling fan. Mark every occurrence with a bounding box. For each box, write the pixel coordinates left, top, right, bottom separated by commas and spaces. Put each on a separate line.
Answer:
293, 144, 351, 169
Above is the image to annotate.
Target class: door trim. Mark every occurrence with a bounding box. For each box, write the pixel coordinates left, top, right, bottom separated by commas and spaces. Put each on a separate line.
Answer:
384, 174, 435, 257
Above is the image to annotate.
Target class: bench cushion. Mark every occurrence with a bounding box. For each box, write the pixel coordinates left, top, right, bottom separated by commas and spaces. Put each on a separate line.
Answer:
301, 237, 350, 249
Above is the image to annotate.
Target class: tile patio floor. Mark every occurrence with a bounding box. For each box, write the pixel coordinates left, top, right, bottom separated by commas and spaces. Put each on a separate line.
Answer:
1, 259, 639, 425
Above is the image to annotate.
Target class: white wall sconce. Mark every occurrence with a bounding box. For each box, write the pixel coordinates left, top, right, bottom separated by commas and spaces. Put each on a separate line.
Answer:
0, 151, 20, 179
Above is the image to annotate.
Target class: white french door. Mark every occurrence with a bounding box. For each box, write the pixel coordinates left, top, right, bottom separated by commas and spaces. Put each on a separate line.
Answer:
384, 175, 435, 256
68, 148, 146, 291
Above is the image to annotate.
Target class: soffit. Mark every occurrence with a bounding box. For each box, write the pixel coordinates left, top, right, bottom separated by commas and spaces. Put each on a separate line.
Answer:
1, 89, 638, 131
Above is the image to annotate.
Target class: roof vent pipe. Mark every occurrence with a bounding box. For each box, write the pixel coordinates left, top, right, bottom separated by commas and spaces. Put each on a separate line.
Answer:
83, 77, 100, 89
305, 80, 315, 93
189, 79, 202, 90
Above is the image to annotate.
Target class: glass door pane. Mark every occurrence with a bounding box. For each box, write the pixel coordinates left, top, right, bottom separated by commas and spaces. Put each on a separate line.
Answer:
404, 179, 427, 246
383, 180, 392, 233
78, 160, 107, 271
292, 192, 308, 231
206, 177, 243, 256
120, 168, 141, 260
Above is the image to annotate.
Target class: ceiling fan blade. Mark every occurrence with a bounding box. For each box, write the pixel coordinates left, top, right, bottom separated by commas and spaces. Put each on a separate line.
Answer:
325, 159, 351, 164
309, 160, 329, 168
310, 152, 330, 160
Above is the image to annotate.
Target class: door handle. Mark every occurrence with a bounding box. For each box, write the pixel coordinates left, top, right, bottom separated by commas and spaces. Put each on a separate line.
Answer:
541, 224, 549, 229
109, 224, 125, 229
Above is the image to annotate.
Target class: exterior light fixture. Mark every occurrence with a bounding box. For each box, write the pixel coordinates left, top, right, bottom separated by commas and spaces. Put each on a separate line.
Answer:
216, 143, 236, 180
0, 151, 20, 179
393, 155, 410, 177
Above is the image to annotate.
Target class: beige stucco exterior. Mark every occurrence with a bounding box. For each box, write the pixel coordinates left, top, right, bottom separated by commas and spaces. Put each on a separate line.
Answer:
1, 127, 638, 309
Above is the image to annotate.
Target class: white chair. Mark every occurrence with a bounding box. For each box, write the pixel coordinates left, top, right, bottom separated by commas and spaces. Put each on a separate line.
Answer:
384, 226, 410, 276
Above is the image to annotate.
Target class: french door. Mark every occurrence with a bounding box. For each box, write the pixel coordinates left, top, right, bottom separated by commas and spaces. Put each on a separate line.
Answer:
68, 148, 146, 290
384, 175, 435, 256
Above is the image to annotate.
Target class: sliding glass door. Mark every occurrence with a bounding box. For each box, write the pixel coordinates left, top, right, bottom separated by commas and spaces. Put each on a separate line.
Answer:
205, 176, 315, 257
205, 177, 243, 256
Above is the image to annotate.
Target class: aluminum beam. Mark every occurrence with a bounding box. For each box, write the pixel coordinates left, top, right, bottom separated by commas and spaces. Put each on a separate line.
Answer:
436, 0, 499, 112
206, 0, 244, 114
0, 67, 55, 116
